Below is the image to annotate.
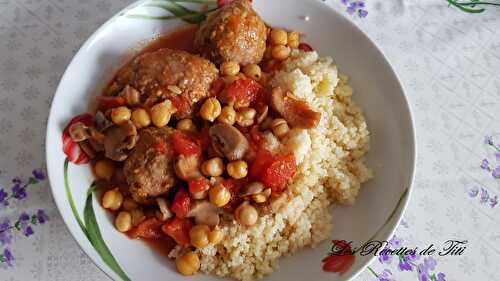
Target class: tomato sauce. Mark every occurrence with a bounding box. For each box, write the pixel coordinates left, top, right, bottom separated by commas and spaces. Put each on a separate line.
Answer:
140, 25, 198, 54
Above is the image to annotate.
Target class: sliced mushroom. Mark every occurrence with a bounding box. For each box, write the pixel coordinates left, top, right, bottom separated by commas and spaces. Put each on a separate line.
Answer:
156, 197, 173, 221
69, 122, 90, 142
240, 181, 264, 197
174, 154, 202, 181
209, 123, 249, 161
187, 200, 220, 226
94, 111, 113, 132
256, 105, 269, 124
78, 141, 96, 159
103, 120, 138, 161
270, 87, 321, 129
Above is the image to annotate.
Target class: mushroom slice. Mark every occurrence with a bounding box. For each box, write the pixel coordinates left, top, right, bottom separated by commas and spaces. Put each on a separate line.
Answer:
103, 120, 138, 161
270, 87, 321, 129
156, 197, 173, 221
240, 181, 264, 197
256, 105, 269, 124
174, 154, 202, 181
69, 122, 90, 142
187, 200, 220, 227
94, 111, 113, 132
209, 123, 249, 161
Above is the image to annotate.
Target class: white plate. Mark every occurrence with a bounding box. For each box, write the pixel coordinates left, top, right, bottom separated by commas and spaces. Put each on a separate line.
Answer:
45, 1, 416, 280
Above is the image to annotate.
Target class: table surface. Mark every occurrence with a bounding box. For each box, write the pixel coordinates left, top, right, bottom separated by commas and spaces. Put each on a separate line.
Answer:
0, 0, 499, 280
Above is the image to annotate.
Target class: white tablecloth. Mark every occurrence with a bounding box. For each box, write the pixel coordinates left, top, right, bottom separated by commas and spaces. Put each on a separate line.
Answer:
0, 0, 499, 280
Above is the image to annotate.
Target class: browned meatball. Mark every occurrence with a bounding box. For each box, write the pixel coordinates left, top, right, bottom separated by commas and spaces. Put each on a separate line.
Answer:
123, 127, 176, 203
194, 0, 267, 66
113, 48, 218, 117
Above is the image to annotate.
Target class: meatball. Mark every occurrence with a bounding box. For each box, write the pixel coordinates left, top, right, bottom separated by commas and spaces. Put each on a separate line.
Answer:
123, 127, 176, 203
113, 48, 218, 117
194, 0, 267, 65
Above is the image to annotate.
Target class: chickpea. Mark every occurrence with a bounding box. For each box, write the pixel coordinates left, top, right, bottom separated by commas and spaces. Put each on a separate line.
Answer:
131, 108, 151, 129
191, 190, 208, 200
235, 202, 258, 226
130, 208, 145, 227
201, 157, 224, 177
237, 73, 247, 80
270, 118, 290, 138
287, 31, 300, 48
111, 106, 131, 125
122, 198, 139, 211
208, 228, 223, 245
264, 45, 273, 59
189, 224, 210, 249
220, 61, 240, 76
115, 211, 132, 232
252, 188, 272, 203
150, 100, 176, 127
242, 64, 262, 80
177, 119, 197, 133
227, 160, 248, 179
94, 159, 115, 181
217, 105, 237, 125
209, 184, 231, 207
176, 251, 200, 276
272, 45, 291, 61
236, 108, 256, 127
270, 28, 288, 45
200, 97, 222, 122
102, 188, 123, 211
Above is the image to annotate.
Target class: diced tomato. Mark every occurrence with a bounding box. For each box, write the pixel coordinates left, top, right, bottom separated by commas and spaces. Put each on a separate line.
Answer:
209, 78, 225, 96
252, 88, 269, 108
171, 131, 201, 156
128, 218, 164, 240
220, 79, 262, 108
96, 96, 125, 111
169, 96, 190, 115
249, 148, 275, 179
152, 140, 169, 154
161, 217, 193, 246
188, 177, 210, 193
261, 154, 296, 192
298, 43, 314, 52
171, 189, 191, 218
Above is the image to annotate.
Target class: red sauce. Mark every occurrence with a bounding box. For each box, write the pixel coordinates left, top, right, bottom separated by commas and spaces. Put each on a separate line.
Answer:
143, 237, 177, 258
141, 25, 198, 54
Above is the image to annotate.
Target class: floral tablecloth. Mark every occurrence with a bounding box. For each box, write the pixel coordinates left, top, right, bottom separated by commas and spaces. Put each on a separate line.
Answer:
0, 0, 499, 280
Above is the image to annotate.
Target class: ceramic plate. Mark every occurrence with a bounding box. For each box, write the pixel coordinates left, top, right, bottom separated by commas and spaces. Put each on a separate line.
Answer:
46, 1, 416, 280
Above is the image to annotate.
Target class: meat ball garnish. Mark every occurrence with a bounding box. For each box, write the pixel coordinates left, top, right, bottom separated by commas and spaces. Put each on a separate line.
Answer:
194, 0, 267, 65
123, 127, 177, 203
112, 48, 219, 118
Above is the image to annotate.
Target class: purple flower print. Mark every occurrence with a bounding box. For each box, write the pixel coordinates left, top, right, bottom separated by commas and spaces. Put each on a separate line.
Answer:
0, 219, 12, 246
340, 0, 368, 18
490, 196, 498, 208
11, 177, 22, 185
485, 135, 494, 145
496, 153, 500, 162
0, 189, 8, 207
18, 213, 33, 237
358, 9, 368, 17
11, 184, 26, 200
436, 272, 446, 281
379, 251, 392, 264
492, 166, 500, 178
31, 169, 45, 181
389, 236, 402, 248
378, 269, 395, 281
468, 187, 479, 197
398, 252, 418, 271
480, 188, 489, 203
1, 248, 13, 268
36, 209, 48, 224
424, 257, 437, 271
481, 159, 490, 170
